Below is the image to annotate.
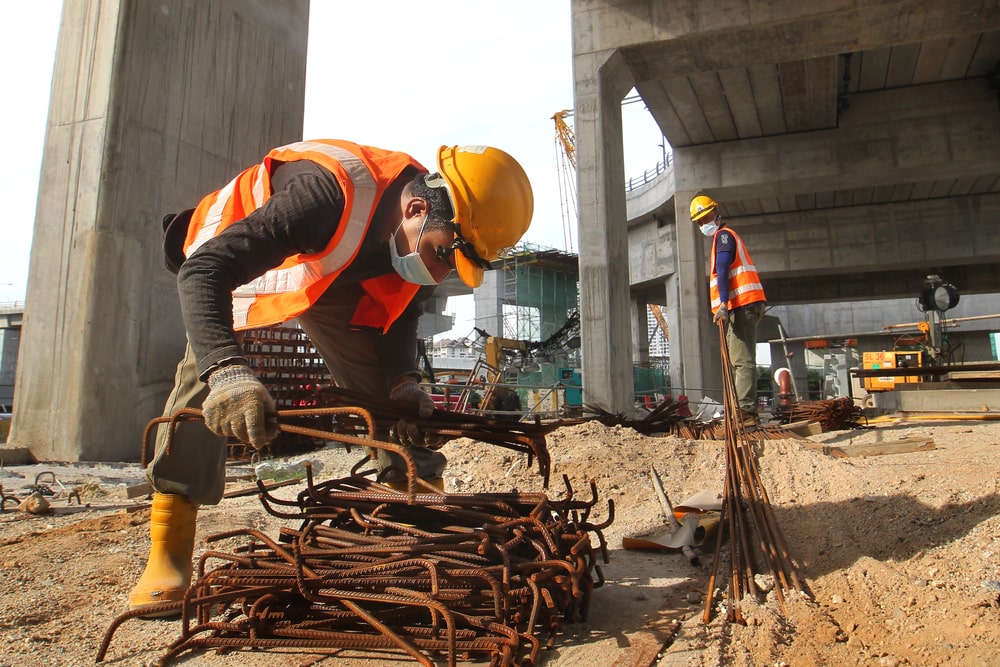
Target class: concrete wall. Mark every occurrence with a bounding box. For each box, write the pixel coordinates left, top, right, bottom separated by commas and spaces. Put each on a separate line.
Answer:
10, 0, 308, 462
0, 329, 18, 409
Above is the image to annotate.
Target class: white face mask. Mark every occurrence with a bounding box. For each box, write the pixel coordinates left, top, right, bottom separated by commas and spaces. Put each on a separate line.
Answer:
699, 221, 719, 237
389, 215, 439, 285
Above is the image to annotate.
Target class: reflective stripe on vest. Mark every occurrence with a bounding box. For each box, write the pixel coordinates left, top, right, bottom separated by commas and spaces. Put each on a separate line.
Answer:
709, 227, 765, 312
182, 140, 422, 330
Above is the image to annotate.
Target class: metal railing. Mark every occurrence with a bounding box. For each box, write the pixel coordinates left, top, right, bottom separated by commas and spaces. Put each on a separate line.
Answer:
625, 154, 673, 192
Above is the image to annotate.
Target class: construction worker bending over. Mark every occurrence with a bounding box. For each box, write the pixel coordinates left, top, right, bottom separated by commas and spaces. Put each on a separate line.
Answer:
690, 194, 766, 427
130, 141, 533, 615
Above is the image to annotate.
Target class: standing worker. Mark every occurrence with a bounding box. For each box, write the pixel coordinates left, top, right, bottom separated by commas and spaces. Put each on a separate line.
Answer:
129, 140, 533, 614
690, 194, 766, 427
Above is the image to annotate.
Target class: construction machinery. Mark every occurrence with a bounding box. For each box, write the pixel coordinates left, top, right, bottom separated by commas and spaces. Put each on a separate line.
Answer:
649, 304, 669, 339
552, 110, 578, 253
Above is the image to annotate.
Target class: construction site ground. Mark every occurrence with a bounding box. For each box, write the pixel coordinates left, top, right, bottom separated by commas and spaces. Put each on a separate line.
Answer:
1, 415, 999, 667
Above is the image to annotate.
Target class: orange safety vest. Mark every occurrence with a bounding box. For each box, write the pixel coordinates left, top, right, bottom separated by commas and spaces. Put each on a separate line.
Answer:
709, 227, 766, 313
183, 140, 425, 332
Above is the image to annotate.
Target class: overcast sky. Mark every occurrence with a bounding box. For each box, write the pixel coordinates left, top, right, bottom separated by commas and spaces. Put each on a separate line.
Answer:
1, 2, 665, 334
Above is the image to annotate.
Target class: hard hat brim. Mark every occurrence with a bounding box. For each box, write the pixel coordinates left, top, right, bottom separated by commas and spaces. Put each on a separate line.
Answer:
454, 250, 485, 288
691, 206, 717, 223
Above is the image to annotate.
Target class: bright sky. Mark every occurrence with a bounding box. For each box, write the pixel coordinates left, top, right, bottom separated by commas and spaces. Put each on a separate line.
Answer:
2, 2, 667, 333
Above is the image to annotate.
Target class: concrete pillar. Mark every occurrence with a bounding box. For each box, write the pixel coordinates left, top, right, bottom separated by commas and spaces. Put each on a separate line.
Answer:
9, 0, 308, 462
673, 190, 722, 402
633, 299, 650, 365
663, 274, 681, 394
475, 269, 504, 338
573, 48, 635, 414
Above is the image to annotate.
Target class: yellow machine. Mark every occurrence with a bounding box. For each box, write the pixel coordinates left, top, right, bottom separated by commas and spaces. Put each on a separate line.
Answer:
484, 336, 532, 370
861, 351, 923, 391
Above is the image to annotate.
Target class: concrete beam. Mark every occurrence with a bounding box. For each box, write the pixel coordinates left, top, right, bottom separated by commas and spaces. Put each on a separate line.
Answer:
741, 192, 1000, 281
673, 80, 1000, 197
571, 0, 999, 81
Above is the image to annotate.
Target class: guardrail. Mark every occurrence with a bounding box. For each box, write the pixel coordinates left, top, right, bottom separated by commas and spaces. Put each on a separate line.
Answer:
625, 154, 673, 192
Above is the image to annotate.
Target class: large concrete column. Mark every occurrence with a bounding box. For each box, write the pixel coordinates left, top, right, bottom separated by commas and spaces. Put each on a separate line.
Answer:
672, 189, 722, 401
573, 47, 635, 414
10, 0, 308, 462
632, 299, 650, 366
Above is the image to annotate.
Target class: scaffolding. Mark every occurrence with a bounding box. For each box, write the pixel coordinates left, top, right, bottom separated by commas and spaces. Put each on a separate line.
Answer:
499, 243, 580, 343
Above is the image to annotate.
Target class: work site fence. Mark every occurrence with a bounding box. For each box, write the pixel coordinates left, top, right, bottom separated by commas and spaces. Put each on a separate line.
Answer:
424, 380, 571, 421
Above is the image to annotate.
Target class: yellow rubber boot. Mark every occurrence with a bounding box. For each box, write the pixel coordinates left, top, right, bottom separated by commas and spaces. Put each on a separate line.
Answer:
128, 492, 198, 615
385, 478, 445, 493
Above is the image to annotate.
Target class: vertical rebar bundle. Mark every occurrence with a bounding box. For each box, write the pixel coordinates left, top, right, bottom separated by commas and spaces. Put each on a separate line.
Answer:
703, 322, 806, 624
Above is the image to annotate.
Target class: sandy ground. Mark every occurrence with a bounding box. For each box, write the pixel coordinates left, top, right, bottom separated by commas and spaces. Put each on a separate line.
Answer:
1, 414, 999, 667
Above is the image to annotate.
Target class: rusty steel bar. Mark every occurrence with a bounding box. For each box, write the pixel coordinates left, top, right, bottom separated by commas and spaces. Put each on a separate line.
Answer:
102, 409, 611, 666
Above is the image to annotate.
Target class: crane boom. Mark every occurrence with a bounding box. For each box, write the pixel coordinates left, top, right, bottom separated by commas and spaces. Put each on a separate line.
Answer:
552, 110, 576, 170
649, 304, 669, 338
552, 109, 578, 252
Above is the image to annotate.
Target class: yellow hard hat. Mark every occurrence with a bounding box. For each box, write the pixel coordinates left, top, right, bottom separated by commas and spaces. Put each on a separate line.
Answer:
435, 145, 534, 288
690, 194, 718, 223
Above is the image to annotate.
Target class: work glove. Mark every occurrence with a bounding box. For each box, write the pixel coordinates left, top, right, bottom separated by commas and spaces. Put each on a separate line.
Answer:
203, 364, 278, 449
713, 304, 729, 325
389, 377, 435, 418
388, 376, 435, 447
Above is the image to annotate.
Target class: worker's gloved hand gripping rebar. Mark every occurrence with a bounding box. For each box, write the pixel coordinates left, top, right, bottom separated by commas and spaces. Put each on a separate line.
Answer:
389, 376, 435, 418
388, 376, 435, 447
713, 304, 729, 325
203, 364, 278, 449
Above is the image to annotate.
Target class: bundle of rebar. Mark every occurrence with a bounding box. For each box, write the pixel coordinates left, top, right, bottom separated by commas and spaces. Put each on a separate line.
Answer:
703, 322, 807, 624
584, 398, 801, 441
771, 397, 868, 431
585, 394, 692, 434
106, 408, 611, 666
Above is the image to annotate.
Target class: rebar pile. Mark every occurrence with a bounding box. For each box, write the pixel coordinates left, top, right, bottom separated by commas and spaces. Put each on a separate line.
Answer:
315, 385, 592, 487
703, 323, 807, 624
107, 408, 611, 666
585, 394, 692, 434
771, 397, 868, 431
585, 399, 801, 441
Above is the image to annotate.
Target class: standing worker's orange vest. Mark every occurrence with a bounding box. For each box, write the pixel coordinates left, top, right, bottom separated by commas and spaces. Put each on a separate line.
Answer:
183, 140, 425, 332
709, 227, 766, 313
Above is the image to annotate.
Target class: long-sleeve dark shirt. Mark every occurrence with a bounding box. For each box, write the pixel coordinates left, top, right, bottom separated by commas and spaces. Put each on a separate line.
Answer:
712, 228, 737, 307
176, 160, 431, 382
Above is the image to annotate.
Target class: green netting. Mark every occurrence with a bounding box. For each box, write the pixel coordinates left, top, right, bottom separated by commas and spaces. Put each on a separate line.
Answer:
508, 253, 580, 341
633, 366, 668, 396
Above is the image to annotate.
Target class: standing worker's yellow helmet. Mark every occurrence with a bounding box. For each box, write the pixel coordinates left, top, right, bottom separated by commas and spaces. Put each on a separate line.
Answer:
690, 194, 719, 223
434, 145, 534, 288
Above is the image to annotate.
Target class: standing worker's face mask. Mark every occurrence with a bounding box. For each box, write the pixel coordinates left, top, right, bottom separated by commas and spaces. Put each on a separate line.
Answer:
390, 215, 440, 285
698, 215, 719, 237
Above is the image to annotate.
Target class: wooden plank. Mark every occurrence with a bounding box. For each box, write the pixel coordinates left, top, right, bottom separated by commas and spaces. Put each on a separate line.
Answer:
783, 420, 823, 437
126, 481, 153, 499
827, 438, 935, 458
942, 370, 1000, 381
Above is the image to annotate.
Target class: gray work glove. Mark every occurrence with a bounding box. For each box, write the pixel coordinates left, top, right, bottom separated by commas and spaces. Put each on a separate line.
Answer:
388, 377, 435, 447
389, 377, 435, 418
203, 364, 278, 449
713, 304, 729, 325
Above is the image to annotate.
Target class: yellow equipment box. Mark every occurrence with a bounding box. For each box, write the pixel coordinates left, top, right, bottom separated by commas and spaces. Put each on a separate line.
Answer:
862, 351, 923, 391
